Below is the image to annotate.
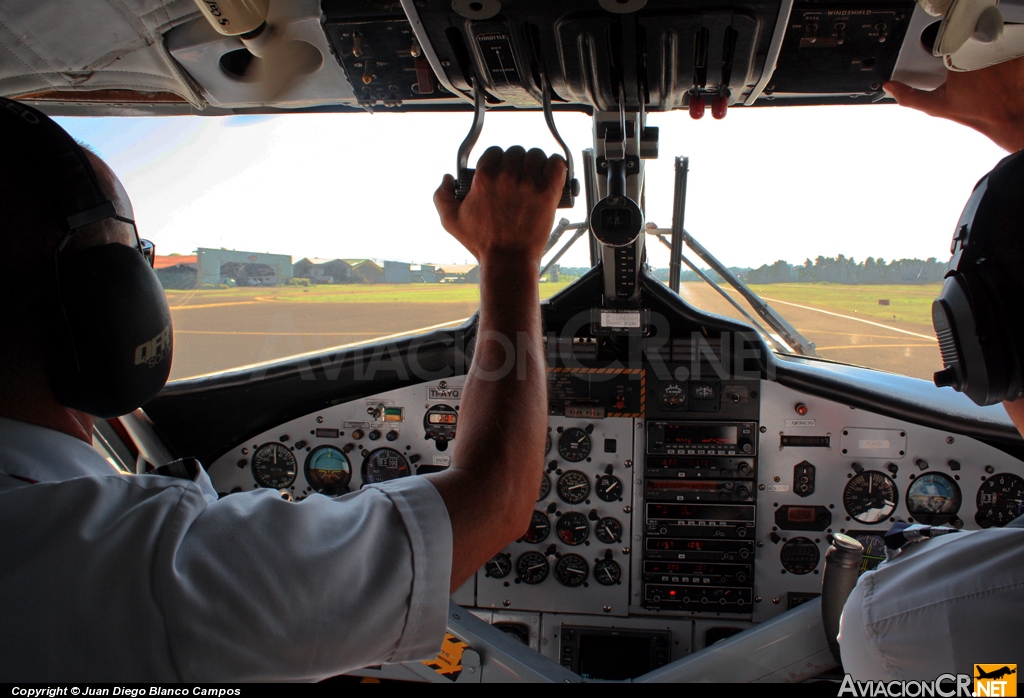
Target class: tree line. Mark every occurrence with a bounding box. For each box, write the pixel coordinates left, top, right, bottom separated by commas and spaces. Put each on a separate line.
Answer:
563, 255, 948, 285
744, 256, 946, 284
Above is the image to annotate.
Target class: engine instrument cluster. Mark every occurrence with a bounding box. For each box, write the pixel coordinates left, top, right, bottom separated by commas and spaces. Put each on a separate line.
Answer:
206, 373, 1024, 673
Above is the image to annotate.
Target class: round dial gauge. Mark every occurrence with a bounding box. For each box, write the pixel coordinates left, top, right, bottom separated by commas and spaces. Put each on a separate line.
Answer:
423, 404, 457, 442
594, 559, 621, 586
516, 551, 549, 584
906, 472, 961, 525
538, 473, 551, 502
361, 448, 411, 484
303, 445, 351, 496
555, 554, 589, 587
843, 471, 898, 524
853, 533, 887, 573
659, 382, 686, 409
976, 473, 1024, 528
558, 428, 592, 462
252, 443, 297, 489
595, 474, 623, 502
545, 433, 552, 456
556, 470, 590, 504
521, 510, 551, 544
485, 553, 512, 579
556, 512, 590, 546
780, 537, 820, 575
595, 516, 623, 544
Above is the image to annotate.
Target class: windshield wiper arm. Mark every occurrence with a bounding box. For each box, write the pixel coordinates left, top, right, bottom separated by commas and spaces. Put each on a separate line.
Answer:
669, 228, 817, 357
651, 232, 791, 354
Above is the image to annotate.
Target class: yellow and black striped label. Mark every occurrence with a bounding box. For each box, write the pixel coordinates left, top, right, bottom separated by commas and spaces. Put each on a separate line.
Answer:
422, 633, 469, 681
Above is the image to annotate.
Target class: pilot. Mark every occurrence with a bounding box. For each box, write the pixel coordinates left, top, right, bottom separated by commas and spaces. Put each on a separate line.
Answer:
838, 58, 1024, 680
0, 99, 566, 681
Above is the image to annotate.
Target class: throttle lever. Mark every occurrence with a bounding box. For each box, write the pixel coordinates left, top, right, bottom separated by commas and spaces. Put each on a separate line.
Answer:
453, 75, 579, 209
454, 77, 487, 201
541, 72, 580, 209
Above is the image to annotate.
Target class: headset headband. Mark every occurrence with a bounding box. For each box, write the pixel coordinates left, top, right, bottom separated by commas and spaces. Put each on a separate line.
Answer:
0, 97, 116, 232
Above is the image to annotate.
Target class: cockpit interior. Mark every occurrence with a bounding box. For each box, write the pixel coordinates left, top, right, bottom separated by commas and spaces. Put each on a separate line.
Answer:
8, 0, 1024, 683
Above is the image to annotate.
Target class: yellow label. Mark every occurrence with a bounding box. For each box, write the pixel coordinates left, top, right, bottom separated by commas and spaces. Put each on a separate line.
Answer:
975, 665, 1018, 697
422, 633, 469, 681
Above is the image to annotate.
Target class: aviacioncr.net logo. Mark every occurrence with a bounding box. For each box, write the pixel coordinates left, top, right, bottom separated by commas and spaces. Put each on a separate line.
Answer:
838, 674, 974, 697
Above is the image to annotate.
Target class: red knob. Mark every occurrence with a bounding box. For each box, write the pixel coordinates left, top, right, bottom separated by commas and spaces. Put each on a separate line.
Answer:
712, 94, 728, 120
689, 93, 706, 120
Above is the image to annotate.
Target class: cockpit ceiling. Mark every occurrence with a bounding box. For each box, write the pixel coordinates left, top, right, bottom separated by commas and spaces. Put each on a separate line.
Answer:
5, 0, 1021, 116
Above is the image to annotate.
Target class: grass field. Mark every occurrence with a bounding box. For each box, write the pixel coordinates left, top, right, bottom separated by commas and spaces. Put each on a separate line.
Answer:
745, 283, 942, 327
166, 279, 577, 306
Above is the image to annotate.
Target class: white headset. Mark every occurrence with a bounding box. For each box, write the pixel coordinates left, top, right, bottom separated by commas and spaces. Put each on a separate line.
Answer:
920, 0, 1024, 70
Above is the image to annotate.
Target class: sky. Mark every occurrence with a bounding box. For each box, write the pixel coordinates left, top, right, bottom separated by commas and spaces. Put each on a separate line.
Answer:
55, 103, 1008, 271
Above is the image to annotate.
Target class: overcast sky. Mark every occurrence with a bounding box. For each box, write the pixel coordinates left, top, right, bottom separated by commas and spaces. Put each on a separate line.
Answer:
56, 103, 1007, 270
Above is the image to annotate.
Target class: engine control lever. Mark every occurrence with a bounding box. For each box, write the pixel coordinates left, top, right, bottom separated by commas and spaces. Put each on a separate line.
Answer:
454, 77, 486, 201
454, 74, 579, 208
820, 532, 865, 665
540, 72, 580, 208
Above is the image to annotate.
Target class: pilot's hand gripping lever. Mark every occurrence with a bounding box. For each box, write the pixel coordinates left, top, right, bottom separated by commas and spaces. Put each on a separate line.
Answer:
454, 74, 580, 208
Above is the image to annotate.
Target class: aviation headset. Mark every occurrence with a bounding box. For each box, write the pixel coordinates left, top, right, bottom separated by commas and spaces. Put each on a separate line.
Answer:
0, 97, 173, 418
933, 149, 1024, 406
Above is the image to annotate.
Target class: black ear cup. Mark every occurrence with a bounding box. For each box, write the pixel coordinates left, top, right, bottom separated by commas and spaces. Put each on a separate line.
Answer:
933, 273, 1018, 405
51, 243, 173, 418
932, 149, 1024, 406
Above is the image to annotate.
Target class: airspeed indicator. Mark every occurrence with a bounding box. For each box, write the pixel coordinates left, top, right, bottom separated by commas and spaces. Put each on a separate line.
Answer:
843, 471, 898, 524
252, 443, 297, 489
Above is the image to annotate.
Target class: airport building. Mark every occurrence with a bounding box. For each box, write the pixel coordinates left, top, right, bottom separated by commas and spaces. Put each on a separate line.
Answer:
343, 259, 384, 284
435, 264, 480, 283
294, 258, 353, 284
383, 261, 438, 283
196, 248, 293, 286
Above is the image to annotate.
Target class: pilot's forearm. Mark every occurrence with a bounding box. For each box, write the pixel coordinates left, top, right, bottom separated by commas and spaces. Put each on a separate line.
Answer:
427, 254, 547, 591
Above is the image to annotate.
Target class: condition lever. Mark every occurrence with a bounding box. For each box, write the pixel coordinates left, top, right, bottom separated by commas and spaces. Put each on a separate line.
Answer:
454, 74, 580, 208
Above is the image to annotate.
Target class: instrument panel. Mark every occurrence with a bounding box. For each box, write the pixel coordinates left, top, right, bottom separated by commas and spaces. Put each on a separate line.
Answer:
206, 373, 1024, 676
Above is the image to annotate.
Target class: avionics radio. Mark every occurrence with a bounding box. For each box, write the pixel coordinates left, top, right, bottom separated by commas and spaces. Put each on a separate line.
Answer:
642, 503, 756, 615
647, 421, 757, 456
642, 421, 758, 616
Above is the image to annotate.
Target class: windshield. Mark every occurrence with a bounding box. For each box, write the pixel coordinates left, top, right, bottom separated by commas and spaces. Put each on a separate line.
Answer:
57, 105, 1007, 382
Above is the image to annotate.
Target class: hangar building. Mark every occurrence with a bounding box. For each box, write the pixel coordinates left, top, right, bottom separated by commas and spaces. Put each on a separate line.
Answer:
197, 248, 293, 286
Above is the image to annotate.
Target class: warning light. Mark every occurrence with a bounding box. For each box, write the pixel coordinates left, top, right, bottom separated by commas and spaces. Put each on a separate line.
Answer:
669, 590, 677, 596
795, 403, 808, 416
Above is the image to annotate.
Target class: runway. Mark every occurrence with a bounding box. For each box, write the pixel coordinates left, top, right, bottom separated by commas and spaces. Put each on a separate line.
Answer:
675, 284, 940, 380
166, 282, 941, 382
168, 296, 478, 381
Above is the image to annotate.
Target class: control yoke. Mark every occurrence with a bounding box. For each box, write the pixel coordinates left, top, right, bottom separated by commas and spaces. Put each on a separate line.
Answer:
454, 75, 579, 208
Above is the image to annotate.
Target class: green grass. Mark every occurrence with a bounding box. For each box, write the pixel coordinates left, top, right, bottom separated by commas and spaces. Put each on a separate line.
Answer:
166, 280, 577, 305
746, 283, 943, 327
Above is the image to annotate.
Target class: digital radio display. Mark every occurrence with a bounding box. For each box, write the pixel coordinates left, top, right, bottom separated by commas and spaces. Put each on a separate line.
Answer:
428, 413, 457, 425
662, 424, 737, 445
646, 503, 755, 522
648, 457, 714, 469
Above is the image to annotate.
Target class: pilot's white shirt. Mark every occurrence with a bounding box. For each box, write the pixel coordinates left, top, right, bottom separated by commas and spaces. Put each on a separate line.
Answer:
839, 525, 1024, 679
0, 416, 453, 682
